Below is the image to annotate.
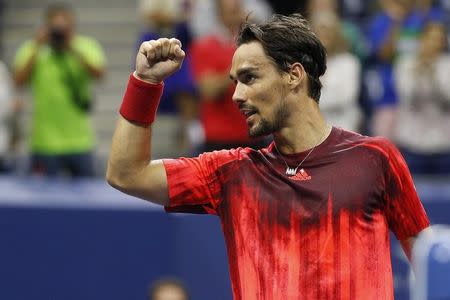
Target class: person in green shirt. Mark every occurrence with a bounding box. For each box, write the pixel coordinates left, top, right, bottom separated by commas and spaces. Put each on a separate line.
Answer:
13, 3, 106, 177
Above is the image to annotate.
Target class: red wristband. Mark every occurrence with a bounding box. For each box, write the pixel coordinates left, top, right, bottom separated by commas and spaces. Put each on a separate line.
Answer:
119, 73, 164, 125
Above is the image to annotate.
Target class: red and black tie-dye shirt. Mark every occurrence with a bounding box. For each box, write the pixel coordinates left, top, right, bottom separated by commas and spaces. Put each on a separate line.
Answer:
163, 127, 429, 300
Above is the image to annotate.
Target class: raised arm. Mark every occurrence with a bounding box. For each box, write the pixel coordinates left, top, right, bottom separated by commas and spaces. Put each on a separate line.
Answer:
70, 46, 105, 79
106, 38, 185, 205
400, 235, 418, 262
13, 28, 48, 87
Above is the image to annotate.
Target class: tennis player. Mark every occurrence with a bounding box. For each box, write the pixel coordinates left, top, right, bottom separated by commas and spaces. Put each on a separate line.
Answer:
107, 14, 430, 300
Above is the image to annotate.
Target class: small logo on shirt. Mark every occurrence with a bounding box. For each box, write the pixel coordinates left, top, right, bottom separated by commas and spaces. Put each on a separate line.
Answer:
290, 168, 312, 181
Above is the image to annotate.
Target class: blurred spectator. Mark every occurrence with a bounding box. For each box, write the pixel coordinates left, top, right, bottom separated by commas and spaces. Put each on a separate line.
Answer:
399, 0, 446, 53
189, 0, 272, 38
339, 0, 376, 23
148, 278, 189, 300
13, 3, 106, 177
367, 0, 413, 137
266, 0, 373, 22
307, 0, 368, 133
311, 12, 362, 132
367, 0, 413, 63
189, 0, 265, 152
392, 22, 450, 175
138, 0, 192, 50
368, 0, 447, 135
306, 0, 368, 62
441, 0, 450, 24
0, 60, 15, 172
136, 0, 198, 157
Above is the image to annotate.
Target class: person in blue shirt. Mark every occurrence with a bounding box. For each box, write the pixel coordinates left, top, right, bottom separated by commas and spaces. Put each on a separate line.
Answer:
135, 0, 199, 157
366, 0, 445, 136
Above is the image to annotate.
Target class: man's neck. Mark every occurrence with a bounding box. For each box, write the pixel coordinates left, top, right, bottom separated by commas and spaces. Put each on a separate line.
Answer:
273, 100, 331, 154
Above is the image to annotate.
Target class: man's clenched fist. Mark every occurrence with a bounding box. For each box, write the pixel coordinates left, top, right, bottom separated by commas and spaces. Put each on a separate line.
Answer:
135, 38, 185, 84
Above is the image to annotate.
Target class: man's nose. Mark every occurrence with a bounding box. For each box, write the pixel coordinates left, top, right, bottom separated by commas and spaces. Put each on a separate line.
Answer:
232, 83, 245, 103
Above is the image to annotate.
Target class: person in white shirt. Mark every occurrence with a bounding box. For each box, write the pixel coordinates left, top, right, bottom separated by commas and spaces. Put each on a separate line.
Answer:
0, 61, 15, 172
393, 22, 450, 174
188, 0, 272, 38
311, 12, 362, 132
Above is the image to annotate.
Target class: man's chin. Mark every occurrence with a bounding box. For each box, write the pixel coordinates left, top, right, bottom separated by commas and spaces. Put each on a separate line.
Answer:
248, 125, 272, 138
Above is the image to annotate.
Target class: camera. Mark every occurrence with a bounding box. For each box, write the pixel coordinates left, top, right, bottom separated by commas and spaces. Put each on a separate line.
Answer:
49, 27, 67, 49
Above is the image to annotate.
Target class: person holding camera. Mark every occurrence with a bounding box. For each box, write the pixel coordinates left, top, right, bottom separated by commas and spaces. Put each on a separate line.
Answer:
13, 3, 106, 177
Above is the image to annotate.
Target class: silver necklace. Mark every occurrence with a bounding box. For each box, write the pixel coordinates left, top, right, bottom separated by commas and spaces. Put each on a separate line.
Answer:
273, 143, 315, 176
273, 128, 329, 176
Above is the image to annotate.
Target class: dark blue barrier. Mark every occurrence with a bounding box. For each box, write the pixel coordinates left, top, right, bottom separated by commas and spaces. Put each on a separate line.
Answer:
0, 176, 449, 300
1, 208, 173, 299
0, 176, 232, 300
391, 200, 450, 300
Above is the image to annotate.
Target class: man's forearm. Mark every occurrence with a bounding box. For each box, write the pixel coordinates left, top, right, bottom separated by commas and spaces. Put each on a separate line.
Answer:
106, 116, 152, 186
14, 46, 40, 87
107, 38, 184, 204
106, 73, 162, 186
106, 114, 170, 205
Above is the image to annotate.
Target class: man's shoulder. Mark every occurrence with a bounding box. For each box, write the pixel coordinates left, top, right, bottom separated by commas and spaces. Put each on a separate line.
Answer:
72, 35, 106, 65
198, 147, 254, 163
164, 147, 254, 175
15, 40, 39, 55
343, 130, 399, 159
334, 128, 396, 159
73, 35, 103, 49
13, 40, 50, 70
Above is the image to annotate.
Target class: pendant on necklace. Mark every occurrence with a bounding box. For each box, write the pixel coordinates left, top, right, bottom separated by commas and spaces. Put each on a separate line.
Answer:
286, 167, 298, 176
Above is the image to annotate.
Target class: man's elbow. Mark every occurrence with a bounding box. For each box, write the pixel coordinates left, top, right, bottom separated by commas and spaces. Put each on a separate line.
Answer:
105, 167, 130, 193
94, 67, 105, 79
105, 169, 169, 206
13, 72, 27, 87
106, 167, 146, 195
90, 67, 105, 80
105, 172, 121, 191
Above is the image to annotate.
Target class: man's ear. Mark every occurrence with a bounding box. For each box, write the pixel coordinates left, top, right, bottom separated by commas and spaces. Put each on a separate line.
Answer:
287, 62, 306, 91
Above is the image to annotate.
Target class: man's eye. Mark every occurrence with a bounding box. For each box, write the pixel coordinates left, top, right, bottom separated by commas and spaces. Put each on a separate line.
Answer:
243, 74, 255, 83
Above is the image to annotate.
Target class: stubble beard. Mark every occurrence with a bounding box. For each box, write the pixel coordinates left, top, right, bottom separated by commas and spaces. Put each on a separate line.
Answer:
248, 101, 289, 137
249, 118, 273, 137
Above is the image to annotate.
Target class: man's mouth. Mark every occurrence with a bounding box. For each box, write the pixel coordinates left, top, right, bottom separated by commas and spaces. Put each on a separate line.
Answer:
239, 106, 258, 119
242, 110, 256, 118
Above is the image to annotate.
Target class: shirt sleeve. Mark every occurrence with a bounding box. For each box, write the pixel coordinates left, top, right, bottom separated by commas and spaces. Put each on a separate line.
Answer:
13, 40, 35, 72
380, 138, 430, 240
162, 149, 241, 215
73, 36, 106, 69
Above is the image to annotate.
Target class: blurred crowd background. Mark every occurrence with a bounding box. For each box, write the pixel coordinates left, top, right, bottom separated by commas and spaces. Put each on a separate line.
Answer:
1, 1, 450, 299
0, 0, 450, 179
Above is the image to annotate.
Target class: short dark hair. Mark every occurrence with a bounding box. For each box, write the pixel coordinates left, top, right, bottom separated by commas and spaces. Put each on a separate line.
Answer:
45, 2, 74, 21
236, 13, 327, 102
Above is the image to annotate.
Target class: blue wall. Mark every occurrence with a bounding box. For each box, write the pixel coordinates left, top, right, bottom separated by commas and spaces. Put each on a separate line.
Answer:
0, 207, 232, 300
0, 177, 449, 300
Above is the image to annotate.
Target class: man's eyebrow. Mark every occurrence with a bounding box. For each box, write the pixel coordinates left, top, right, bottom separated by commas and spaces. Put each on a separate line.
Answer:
229, 67, 258, 80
